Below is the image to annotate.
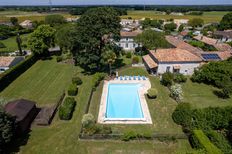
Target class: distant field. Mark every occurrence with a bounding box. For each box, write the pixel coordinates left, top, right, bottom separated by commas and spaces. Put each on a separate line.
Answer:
121, 11, 230, 23
0, 34, 29, 53
0, 58, 73, 106
0, 10, 78, 22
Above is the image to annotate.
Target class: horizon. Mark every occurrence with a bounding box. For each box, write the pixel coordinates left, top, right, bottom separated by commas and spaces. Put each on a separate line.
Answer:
1, 0, 232, 6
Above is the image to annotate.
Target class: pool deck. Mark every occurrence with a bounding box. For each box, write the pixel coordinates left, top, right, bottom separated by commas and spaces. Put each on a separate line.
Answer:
97, 77, 152, 124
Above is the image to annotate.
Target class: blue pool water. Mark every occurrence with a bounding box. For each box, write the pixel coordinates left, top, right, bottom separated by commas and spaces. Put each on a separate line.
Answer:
106, 83, 144, 119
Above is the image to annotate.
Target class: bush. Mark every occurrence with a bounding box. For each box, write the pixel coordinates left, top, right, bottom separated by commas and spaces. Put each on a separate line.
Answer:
121, 131, 138, 141
81, 113, 95, 128
126, 52, 132, 58
0, 55, 37, 92
59, 97, 76, 120
190, 130, 222, 154
170, 84, 183, 102
72, 76, 82, 85
0, 42, 5, 48
172, 103, 192, 127
92, 72, 106, 88
132, 56, 139, 64
206, 130, 232, 154
56, 56, 62, 62
95, 125, 112, 134
174, 73, 187, 83
161, 72, 174, 86
67, 84, 78, 96
147, 88, 158, 99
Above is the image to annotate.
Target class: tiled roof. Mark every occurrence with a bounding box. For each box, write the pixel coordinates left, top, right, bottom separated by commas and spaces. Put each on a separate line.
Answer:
150, 48, 202, 62
214, 31, 232, 39
120, 30, 142, 37
142, 55, 158, 69
0, 56, 15, 67
165, 35, 202, 55
217, 51, 232, 60
194, 35, 232, 51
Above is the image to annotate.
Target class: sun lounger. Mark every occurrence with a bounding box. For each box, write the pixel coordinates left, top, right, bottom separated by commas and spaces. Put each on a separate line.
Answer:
138, 75, 141, 80
120, 76, 123, 80
129, 76, 132, 80
133, 76, 136, 80
124, 76, 127, 80
142, 76, 146, 80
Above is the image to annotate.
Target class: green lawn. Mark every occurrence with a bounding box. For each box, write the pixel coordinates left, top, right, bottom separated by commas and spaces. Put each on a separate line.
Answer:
121, 11, 230, 23
182, 79, 232, 108
0, 58, 74, 106
0, 34, 29, 53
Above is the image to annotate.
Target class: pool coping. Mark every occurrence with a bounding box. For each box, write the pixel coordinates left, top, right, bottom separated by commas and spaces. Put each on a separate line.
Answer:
97, 77, 152, 124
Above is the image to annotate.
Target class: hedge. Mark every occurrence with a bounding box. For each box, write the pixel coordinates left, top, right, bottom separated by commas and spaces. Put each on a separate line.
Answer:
147, 88, 158, 99
72, 76, 82, 85
67, 84, 78, 96
59, 97, 76, 120
91, 72, 106, 89
0, 55, 38, 92
190, 130, 222, 154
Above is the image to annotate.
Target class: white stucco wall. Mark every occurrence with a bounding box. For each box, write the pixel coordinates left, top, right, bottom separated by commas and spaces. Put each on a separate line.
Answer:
157, 62, 201, 75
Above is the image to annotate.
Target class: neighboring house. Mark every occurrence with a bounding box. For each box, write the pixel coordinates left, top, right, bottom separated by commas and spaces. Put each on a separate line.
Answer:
19, 20, 33, 29
120, 19, 139, 26
116, 30, 142, 51
4, 99, 38, 134
151, 27, 163, 32
170, 12, 184, 16
143, 48, 202, 75
213, 30, 232, 42
173, 19, 189, 28
66, 17, 79, 22
0, 56, 24, 73
194, 35, 232, 51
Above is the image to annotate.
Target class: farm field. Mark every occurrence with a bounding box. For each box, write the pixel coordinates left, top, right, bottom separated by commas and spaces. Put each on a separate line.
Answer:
121, 11, 230, 23
0, 34, 29, 53
0, 10, 79, 22
0, 58, 74, 106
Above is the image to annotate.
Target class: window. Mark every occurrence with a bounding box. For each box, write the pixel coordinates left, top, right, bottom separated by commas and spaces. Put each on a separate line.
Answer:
126, 43, 128, 48
166, 66, 170, 72
133, 43, 136, 47
173, 69, 180, 73
118, 43, 121, 47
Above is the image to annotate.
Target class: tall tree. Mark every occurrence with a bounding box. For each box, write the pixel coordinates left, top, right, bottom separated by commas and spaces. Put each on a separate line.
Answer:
45, 14, 66, 27
102, 50, 116, 75
16, 33, 23, 56
72, 7, 121, 71
164, 22, 177, 32
219, 12, 232, 30
28, 25, 56, 56
135, 29, 170, 50
188, 18, 204, 28
10, 17, 18, 26
0, 108, 16, 153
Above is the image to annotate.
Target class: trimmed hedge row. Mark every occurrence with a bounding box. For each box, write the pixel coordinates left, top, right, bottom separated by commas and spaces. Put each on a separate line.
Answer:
190, 130, 222, 154
92, 72, 106, 90
68, 84, 78, 96
0, 55, 38, 92
59, 97, 76, 120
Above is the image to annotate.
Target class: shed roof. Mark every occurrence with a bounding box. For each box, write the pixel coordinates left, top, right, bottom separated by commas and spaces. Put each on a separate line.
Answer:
0, 56, 15, 67
142, 55, 158, 69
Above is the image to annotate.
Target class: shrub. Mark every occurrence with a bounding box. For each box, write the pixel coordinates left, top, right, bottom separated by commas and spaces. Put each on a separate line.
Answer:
190, 130, 222, 154
206, 130, 232, 154
147, 88, 158, 99
72, 76, 82, 85
121, 131, 138, 141
161, 72, 174, 86
142, 132, 152, 139
81, 113, 95, 128
59, 97, 76, 120
92, 72, 106, 88
0, 55, 37, 92
174, 73, 187, 83
132, 56, 139, 64
0, 42, 5, 48
170, 84, 183, 102
172, 103, 192, 127
67, 84, 78, 96
56, 56, 62, 62
126, 52, 132, 58
96, 125, 112, 134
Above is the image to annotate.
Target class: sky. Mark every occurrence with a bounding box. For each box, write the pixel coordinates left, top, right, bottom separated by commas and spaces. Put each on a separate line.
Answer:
0, 0, 232, 6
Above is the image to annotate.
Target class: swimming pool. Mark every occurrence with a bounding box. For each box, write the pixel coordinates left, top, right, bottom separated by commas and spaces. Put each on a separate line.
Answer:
106, 83, 144, 119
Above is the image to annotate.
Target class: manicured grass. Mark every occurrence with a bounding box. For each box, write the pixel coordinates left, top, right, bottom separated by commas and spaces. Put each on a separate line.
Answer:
182, 79, 232, 108
121, 11, 229, 23
0, 58, 74, 106
0, 34, 29, 53
9, 62, 192, 154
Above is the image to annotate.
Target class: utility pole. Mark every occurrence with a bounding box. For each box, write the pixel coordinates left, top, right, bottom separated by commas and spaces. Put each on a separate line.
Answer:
49, 0, 52, 12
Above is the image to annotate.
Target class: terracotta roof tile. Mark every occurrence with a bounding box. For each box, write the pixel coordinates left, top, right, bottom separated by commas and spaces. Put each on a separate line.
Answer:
142, 55, 157, 68
150, 48, 202, 62
0, 56, 15, 67
120, 30, 142, 37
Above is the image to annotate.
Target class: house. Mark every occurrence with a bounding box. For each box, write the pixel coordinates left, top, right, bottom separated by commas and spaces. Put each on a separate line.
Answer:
120, 19, 139, 26
170, 12, 184, 16
19, 20, 33, 29
213, 30, 232, 42
4, 99, 38, 134
66, 17, 79, 22
116, 30, 142, 51
0, 56, 24, 73
173, 19, 189, 28
143, 48, 202, 75
194, 35, 232, 51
